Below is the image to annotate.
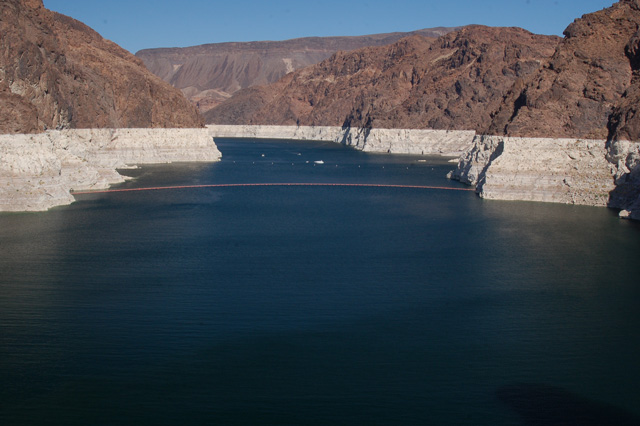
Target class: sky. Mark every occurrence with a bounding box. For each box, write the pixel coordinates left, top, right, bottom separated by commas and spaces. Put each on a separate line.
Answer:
43, 0, 616, 54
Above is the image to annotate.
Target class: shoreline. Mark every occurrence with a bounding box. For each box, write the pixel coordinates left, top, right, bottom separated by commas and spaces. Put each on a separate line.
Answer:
209, 125, 640, 220
0, 128, 221, 212
207, 125, 476, 157
1, 125, 638, 220
448, 135, 640, 220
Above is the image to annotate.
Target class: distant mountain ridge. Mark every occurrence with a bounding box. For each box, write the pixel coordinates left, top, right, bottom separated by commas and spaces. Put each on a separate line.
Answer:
204, 26, 560, 132
206, 0, 640, 144
135, 27, 459, 112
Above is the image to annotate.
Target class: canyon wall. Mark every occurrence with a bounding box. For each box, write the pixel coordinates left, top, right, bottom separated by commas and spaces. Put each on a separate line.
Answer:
449, 136, 615, 206
205, 1, 640, 220
449, 0, 640, 219
205, 27, 560, 130
0, 129, 220, 212
450, 135, 640, 219
606, 140, 640, 219
0, 0, 203, 134
0, 0, 219, 212
4, 0, 640, 219
208, 125, 476, 157
136, 27, 457, 113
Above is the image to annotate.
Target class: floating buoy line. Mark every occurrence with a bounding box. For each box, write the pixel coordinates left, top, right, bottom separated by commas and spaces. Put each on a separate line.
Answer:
70, 183, 475, 195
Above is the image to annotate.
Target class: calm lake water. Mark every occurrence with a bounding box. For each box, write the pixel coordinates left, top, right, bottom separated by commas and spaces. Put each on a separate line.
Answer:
1, 138, 639, 425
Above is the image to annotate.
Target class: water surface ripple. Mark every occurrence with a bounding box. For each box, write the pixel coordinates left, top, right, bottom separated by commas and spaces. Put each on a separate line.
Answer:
1, 139, 639, 425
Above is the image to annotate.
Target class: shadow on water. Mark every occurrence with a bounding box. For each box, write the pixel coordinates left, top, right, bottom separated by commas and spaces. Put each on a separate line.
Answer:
496, 383, 640, 426
608, 179, 640, 215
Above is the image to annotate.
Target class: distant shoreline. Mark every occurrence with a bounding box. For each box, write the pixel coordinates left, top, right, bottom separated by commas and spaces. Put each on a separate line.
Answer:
1, 126, 637, 220
207, 125, 475, 157
208, 125, 640, 220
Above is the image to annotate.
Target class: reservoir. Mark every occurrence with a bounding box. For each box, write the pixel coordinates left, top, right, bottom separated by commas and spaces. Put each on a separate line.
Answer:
1, 138, 639, 425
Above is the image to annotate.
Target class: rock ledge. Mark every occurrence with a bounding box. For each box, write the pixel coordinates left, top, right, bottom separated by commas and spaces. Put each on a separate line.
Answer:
449, 135, 640, 219
0, 128, 221, 212
208, 125, 475, 157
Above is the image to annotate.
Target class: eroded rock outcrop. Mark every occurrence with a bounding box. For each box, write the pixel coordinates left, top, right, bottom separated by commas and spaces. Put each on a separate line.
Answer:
486, 0, 640, 140
0, 129, 221, 211
0, 0, 222, 212
450, 1, 640, 219
208, 125, 475, 156
0, 0, 203, 134
450, 135, 615, 206
606, 140, 640, 219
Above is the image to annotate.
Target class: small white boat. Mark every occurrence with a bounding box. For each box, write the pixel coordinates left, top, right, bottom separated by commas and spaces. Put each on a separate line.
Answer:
314, 160, 324, 164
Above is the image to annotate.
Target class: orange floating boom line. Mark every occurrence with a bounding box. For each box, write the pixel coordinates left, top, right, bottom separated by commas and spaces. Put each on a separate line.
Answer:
70, 182, 475, 195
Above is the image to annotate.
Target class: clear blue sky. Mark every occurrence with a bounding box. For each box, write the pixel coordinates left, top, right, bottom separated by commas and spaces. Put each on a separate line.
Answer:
44, 0, 615, 54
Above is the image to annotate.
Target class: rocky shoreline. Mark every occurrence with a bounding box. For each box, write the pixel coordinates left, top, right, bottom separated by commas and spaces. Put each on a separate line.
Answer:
450, 135, 640, 220
208, 125, 475, 157
210, 125, 640, 220
449, 136, 615, 205
2, 125, 638, 220
0, 128, 221, 212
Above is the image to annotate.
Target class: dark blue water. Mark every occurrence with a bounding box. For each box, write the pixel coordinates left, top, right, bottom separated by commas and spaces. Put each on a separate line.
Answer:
1, 138, 639, 425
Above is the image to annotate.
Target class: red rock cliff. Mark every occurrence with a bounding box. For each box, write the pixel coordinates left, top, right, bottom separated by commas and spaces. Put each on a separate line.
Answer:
0, 0, 203, 134
207, 1, 640, 145
205, 26, 560, 132
487, 0, 640, 141
136, 27, 458, 113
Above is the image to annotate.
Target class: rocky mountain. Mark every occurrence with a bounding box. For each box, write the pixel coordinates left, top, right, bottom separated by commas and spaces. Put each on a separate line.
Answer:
0, 0, 203, 134
205, 2, 640, 219
135, 28, 458, 112
205, 26, 560, 131
595, 0, 640, 144
208, 0, 640, 144
442, 0, 640, 219
487, 0, 640, 141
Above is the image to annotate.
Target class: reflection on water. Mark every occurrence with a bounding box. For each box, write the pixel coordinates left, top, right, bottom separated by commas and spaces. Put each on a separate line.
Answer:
1, 139, 639, 425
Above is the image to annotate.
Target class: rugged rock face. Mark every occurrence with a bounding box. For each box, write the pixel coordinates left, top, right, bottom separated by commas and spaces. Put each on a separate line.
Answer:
449, 1, 640, 219
0, 85, 39, 133
487, 0, 640, 140
206, 26, 560, 131
607, 140, 640, 219
0, 128, 221, 211
209, 1, 640, 220
450, 135, 615, 206
0, 0, 203, 134
136, 28, 458, 113
208, 124, 476, 156
607, 1, 640, 143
